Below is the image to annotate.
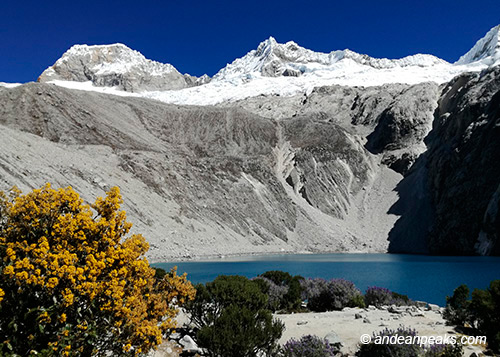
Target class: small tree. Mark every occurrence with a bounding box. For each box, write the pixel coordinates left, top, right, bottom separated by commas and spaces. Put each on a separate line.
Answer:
0, 184, 195, 356
470, 280, 500, 352
443, 284, 471, 326
444, 281, 500, 353
186, 275, 284, 357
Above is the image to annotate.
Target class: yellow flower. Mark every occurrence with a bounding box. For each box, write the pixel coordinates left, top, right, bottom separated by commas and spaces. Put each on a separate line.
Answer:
3, 265, 14, 276
0, 184, 196, 353
61, 288, 74, 306
46, 277, 59, 289
38, 311, 51, 324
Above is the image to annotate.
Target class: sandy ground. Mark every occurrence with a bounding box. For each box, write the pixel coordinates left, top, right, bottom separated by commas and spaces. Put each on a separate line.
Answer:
276, 306, 485, 356
154, 306, 487, 356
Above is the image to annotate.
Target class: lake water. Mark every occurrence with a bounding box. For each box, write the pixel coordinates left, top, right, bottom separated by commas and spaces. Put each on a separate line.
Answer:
153, 253, 500, 306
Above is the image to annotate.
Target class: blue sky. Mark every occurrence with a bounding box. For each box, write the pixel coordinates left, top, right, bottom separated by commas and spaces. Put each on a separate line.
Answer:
1, 0, 499, 83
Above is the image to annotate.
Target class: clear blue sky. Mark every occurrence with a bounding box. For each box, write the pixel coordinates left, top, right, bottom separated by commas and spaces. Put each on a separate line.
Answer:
1, 0, 499, 83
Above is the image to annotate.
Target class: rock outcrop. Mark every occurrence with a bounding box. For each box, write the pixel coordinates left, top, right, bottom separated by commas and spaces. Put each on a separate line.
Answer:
38, 44, 209, 92
388, 66, 500, 255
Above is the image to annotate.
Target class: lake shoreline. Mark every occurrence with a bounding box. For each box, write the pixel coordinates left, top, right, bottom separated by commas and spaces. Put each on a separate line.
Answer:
152, 253, 500, 306
150, 249, 382, 264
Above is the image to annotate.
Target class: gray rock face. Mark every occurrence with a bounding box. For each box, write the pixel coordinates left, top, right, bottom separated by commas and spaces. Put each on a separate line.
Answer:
0, 82, 400, 260
38, 44, 209, 92
1, 64, 499, 258
226, 82, 439, 175
389, 67, 500, 255
366, 83, 439, 174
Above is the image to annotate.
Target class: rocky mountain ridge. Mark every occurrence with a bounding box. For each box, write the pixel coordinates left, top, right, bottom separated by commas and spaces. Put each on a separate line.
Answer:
1, 26, 499, 259
38, 44, 210, 92
35, 25, 500, 106
213, 36, 448, 80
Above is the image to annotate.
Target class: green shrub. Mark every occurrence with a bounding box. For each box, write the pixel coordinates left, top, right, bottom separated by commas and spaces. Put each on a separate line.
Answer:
424, 343, 463, 357
302, 278, 364, 312
356, 326, 422, 357
444, 280, 500, 353
152, 266, 167, 280
349, 293, 366, 309
259, 270, 295, 286
392, 291, 411, 305
365, 287, 412, 307
443, 284, 471, 326
282, 335, 338, 357
185, 275, 284, 357
470, 280, 500, 352
254, 271, 304, 312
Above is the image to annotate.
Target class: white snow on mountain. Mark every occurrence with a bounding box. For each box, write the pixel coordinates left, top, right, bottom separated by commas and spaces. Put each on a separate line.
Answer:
456, 25, 500, 66
35, 25, 500, 105
38, 43, 200, 92
143, 63, 468, 106
0, 82, 22, 88
213, 36, 449, 81
42, 43, 178, 78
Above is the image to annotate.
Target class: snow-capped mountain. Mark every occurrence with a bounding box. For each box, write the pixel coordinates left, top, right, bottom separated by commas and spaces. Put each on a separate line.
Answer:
36, 25, 500, 105
2, 27, 500, 259
456, 25, 500, 66
213, 36, 448, 81
39, 43, 209, 92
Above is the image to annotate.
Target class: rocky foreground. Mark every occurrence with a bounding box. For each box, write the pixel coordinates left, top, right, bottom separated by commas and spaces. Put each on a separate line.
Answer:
277, 305, 485, 356
149, 305, 486, 356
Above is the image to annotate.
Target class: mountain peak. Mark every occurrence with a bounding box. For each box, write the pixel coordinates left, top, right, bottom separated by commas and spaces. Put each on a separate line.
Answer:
456, 25, 500, 65
48, 43, 176, 73
213, 37, 449, 81
38, 43, 205, 92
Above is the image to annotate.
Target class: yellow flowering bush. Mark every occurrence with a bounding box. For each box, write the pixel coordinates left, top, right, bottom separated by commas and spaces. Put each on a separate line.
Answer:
0, 184, 195, 356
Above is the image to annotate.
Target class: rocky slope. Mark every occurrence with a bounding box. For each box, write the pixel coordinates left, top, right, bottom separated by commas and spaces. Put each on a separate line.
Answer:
0, 75, 447, 259
1, 25, 500, 258
1, 80, 432, 260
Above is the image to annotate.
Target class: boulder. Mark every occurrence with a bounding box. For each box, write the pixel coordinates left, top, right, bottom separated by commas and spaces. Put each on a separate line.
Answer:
179, 335, 202, 353
427, 303, 440, 312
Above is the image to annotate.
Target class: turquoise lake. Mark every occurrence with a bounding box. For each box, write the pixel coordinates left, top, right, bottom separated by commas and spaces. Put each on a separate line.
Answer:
153, 253, 500, 306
